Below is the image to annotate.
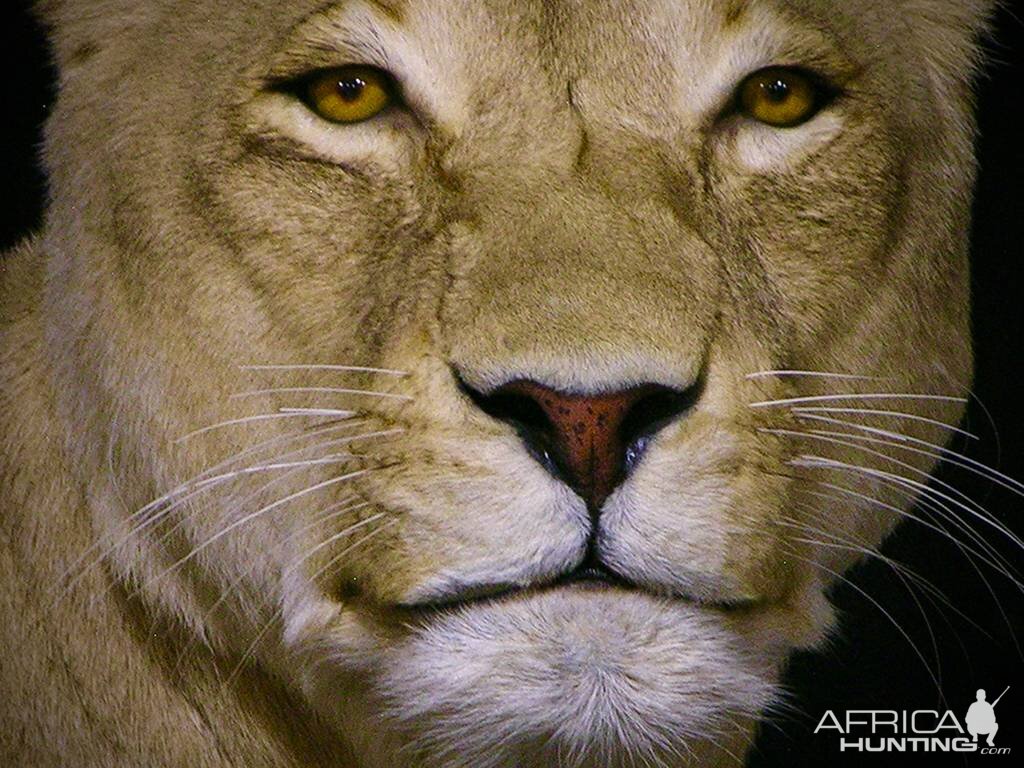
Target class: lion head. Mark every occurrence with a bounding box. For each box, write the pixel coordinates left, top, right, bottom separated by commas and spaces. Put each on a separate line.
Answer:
13, 0, 993, 764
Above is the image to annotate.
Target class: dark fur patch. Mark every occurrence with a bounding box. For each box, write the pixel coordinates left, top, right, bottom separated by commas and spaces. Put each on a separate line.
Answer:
367, 0, 405, 24
69, 40, 99, 66
724, 0, 749, 27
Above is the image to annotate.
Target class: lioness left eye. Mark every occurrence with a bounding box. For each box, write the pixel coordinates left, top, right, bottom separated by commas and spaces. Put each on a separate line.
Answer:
299, 65, 397, 124
735, 66, 831, 128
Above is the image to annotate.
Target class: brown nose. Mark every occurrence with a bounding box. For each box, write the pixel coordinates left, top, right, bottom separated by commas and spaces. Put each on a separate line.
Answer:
463, 378, 699, 509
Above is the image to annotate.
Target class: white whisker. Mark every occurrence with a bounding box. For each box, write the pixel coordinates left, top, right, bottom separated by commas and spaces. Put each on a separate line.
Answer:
780, 508, 988, 632
170, 497, 375, 675
144, 468, 377, 589
305, 518, 399, 588
283, 512, 388, 576
745, 370, 878, 380
157, 423, 375, 521
803, 483, 1017, 585
750, 393, 966, 409
781, 511, 948, 661
783, 549, 942, 695
279, 407, 367, 416
802, 483, 1022, 652
790, 418, 1024, 497
174, 411, 356, 444
160, 419, 368, 502
790, 453, 1024, 552
772, 428, 1024, 550
231, 387, 413, 402
791, 406, 978, 440
191, 428, 402, 489
241, 364, 408, 376
289, 498, 373, 540
55, 421, 378, 594
54, 422, 396, 611
224, 517, 398, 689
791, 485, 1022, 665
777, 428, 991, 522
51, 462, 294, 606
194, 454, 356, 487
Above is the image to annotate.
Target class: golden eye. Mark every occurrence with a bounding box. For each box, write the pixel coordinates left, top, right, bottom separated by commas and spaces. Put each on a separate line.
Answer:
737, 67, 821, 128
305, 66, 394, 124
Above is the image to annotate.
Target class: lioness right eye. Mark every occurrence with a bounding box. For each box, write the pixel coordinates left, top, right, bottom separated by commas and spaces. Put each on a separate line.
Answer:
735, 66, 830, 128
300, 65, 397, 124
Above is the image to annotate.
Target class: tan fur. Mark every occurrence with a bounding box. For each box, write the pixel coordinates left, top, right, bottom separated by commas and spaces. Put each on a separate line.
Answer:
1, 0, 993, 765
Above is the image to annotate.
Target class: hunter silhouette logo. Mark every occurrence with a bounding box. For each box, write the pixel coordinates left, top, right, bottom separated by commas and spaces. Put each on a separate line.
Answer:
966, 687, 1009, 747
813, 685, 1013, 755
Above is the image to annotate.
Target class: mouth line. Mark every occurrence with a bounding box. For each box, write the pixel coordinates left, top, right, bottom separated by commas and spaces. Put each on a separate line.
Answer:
549, 565, 633, 590
396, 565, 759, 614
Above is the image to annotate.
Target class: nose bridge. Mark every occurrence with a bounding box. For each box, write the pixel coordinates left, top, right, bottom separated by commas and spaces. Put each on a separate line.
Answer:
445, 176, 716, 393
475, 175, 669, 303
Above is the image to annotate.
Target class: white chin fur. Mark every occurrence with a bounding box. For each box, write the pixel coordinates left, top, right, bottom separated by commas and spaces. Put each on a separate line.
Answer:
303, 588, 779, 768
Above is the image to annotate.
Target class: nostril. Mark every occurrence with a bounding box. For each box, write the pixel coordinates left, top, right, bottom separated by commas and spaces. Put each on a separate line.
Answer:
619, 385, 703, 470
467, 388, 551, 433
457, 376, 563, 474
456, 370, 702, 510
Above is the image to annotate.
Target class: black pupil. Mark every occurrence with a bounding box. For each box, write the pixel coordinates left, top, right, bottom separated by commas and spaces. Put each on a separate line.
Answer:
762, 78, 790, 103
337, 77, 366, 103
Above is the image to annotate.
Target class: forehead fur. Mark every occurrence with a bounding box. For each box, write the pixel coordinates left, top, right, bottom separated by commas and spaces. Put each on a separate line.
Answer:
36, 0, 994, 70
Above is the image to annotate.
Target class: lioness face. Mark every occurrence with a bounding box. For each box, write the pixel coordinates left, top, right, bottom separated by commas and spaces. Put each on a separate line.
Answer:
41, 0, 986, 764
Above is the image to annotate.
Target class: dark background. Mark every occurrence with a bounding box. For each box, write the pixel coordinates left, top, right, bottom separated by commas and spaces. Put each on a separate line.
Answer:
2, 2, 1022, 766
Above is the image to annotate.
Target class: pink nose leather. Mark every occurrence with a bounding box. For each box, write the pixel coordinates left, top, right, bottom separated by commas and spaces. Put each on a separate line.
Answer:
492, 381, 661, 509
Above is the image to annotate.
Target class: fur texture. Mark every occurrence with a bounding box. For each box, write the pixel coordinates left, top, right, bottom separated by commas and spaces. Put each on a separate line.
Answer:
0, 0, 993, 765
